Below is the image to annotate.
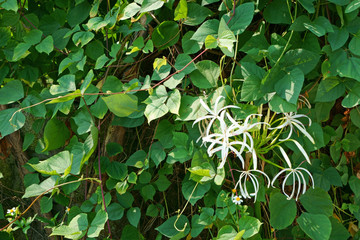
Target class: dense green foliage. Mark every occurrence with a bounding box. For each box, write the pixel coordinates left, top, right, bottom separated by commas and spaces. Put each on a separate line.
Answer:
0, 0, 360, 239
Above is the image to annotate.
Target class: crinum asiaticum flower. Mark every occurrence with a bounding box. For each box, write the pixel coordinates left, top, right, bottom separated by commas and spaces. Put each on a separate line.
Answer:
193, 96, 240, 136
271, 146, 315, 200
202, 111, 253, 169
269, 112, 314, 144
232, 169, 270, 202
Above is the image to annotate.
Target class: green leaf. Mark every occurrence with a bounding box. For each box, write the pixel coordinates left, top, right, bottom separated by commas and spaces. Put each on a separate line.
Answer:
315, 77, 345, 102
29, 151, 72, 176
183, 3, 212, 26
269, 192, 297, 230
140, 184, 156, 201
24, 29, 43, 45
0, 27, 11, 48
87, 209, 108, 238
50, 75, 76, 95
23, 132, 35, 151
280, 49, 320, 75
120, 3, 141, 20
106, 162, 128, 180
51, 213, 88, 239
95, 54, 110, 69
107, 203, 124, 221
205, 35, 218, 49
126, 150, 147, 168
345, 0, 360, 13
35, 36, 54, 54
263, 0, 291, 24
140, 0, 164, 13
42, 118, 70, 152
190, 60, 220, 89
0, 108, 25, 139
1, 0, 18, 12
182, 177, 211, 205
174, 0, 187, 20
300, 188, 333, 217
329, 217, 351, 240
102, 94, 138, 117
152, 21, 179, 49
297, 213, 332, 240
72, 31, 94, 47
349, 34, 360, 55
121, 225, 145, 239
349, 176, 360, 197
0, 80, 24, 104
166, 89, 181, 115
350, 108, 360, 128
238, 216, 262, 239
216, 225, 237, 240
127, 207, 141, 227
328, 0, 349, 5
156, 215, 190, 238
40, 196, 53, 214
155, 174, 171, 191
217, 18, 236, 57
177, 96, 208, 121
182, 31, 202, 54
222, 2, 254, 35
67, 1, 91, 27
274, 68, 304, 104
269, 95, 297, 113
328, 27, 349, 51
298, 0, 315, 13
23, 176, 57, 198
191, 19, 219, 43
145, 98, 169, 123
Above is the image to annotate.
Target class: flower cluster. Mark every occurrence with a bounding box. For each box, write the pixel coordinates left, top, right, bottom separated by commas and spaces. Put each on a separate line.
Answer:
194, 96, 315, 203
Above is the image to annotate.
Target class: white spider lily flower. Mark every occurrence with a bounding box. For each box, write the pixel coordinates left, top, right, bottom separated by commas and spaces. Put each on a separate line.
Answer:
232, 169, 270, 202
193, 96, 240, 136
203, 114, 253, 169
271, 167, 315, 201
269, 112, 314, 144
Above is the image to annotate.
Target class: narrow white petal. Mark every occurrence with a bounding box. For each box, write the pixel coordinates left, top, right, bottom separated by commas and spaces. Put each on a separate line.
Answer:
278, 146, 292, 168
279, 125, 293, 141
294, 171, 303, 201
213, 96, 224, 114
199, 98, 213, 114
292, 121, 315, 144
296, 167, 315, 188
290, 140, 311, 164
271, 169, 290, 187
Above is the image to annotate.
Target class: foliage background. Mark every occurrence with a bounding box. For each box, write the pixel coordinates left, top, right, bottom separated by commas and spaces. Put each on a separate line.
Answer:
0, 0, 360, 239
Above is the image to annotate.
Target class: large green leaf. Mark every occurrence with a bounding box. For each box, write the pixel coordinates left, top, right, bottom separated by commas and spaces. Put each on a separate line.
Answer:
297, 213, 332, 240
315, 77, 345, 102
87, 210, 108, 238
51, 213, 88, 239
238, 216, 262, 238
191, 19, 219, 43
152, 21, 179, 49
156, 215, 190, 238
29, 151, 72, 176
23, 176, 57, 198
102, 94, 138, 117
183, 3, 212, 26
140, 0, 164, 13
35, 36, 54, 54
177, 96, 208, 121
0, 108, 26, 139
280, 49, 320, 75
240, 62, 265, 101
218, 18, 236, 57
42, 118, 70, 152
300, 188, 333, 217
263, 0, 291, 24
269, 192, 297, 230
222, 2, 254, 35
0, 80, 24, 104
190, 60, 220, 89
274, 68, 304, 104
182, 177, 211, 205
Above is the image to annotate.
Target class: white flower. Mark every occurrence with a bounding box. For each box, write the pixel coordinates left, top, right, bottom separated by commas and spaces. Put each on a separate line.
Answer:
202, 111, 253, 169
232, 169, 270, 202
193, 96, 239, 136
7, 207, 16, 216
65, 207, 71, 214
271, 166, 315, 201
269, 112, 314, 144
232, 195, 243, 205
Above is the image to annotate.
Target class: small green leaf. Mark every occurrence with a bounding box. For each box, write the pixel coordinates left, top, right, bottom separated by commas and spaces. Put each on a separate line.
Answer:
205, 35, 218, 49
24, 29, 43, 45
152, 21, 179, 49
35, 36, 54, 54
238, 216, 262, 239
95, 54, 110, 69
88, 209, 108, 238
156, 215, 190, 238
102, 94, 138, 117
166, 89, 181, 115
174, 0, 188, 20
222, 2, 254, 35
0, 108, 26, 139
345, 0, 360, 13
127, 207, 141, 227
